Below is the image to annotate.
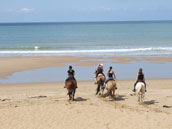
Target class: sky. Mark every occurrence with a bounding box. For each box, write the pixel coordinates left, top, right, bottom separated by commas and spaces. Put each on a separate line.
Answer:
0, 0, 172, 22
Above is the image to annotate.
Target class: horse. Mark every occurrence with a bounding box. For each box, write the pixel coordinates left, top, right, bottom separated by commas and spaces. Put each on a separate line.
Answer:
103, 80, 117, 98
96, 74, 105, 95
66, 79, 77, 101
135, 82, 146, 103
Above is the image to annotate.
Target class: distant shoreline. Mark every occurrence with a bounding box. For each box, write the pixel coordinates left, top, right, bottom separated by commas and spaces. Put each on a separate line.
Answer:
0, 20, 172, 25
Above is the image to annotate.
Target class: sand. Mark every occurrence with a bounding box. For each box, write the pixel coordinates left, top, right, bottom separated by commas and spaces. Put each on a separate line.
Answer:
0, 79, 172, 129
0, 56, 172, 129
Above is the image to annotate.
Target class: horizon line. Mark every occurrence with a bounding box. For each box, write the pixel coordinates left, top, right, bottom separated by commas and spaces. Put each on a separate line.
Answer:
0, 20, 172, 24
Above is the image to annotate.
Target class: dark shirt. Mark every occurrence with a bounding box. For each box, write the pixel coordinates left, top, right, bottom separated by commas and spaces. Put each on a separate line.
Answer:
138, 74, 144, 81
108, 73, 113, 78
97, 67, 103, 74
68, 69, 75, 76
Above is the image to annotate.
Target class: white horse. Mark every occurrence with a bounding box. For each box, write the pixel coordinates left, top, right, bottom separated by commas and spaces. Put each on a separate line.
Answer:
135, 82, 145, 103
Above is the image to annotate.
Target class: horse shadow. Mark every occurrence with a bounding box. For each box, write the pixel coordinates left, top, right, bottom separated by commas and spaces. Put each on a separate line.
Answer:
74, 97, 87, 102
109, 95, 127, 101
144, 100, 158, 105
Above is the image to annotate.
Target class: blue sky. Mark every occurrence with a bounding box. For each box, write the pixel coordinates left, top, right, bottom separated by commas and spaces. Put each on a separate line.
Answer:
0, 0, 172, 22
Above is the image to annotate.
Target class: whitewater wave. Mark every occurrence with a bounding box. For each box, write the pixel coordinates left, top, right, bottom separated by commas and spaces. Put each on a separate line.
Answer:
0, 47, 172, 56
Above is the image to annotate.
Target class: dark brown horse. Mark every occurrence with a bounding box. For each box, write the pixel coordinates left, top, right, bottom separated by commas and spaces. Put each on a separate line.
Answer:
66, 79, 77, 101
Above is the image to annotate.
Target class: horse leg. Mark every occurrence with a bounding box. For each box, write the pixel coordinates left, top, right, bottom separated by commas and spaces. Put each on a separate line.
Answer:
141, 93, 144, 103
72, 90, 75, 101
98, 79, 103, 95
68, 89, 73, 100
138, 95, 140, 102
137, 93, 140, 102
69, 92, 71, 100
96, 84, 100, 95
109, 91, 113, 98
112, 88, 115, 98
101, 85, 104, 96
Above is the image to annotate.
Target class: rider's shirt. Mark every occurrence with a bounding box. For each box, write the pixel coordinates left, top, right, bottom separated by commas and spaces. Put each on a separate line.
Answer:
97, 67, 103, 74
68, 70, 75, 76
138, 74, 144, 81
108, 72, 113, 78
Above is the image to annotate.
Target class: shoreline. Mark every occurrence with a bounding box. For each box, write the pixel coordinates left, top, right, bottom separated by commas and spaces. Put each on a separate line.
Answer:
0, 56, 172, 78
1, 78, 172, 85
0, 56, 172, 84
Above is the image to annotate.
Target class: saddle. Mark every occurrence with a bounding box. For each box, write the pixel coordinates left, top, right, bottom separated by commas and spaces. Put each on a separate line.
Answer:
97, 73, 103, 77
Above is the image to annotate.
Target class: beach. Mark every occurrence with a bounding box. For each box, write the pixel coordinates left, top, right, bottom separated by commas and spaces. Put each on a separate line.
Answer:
0, 21, 172, 129
0, 56, 172, 129
0, 79, 172, 129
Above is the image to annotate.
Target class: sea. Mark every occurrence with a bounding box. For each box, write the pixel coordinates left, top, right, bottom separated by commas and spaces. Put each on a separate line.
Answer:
0, 21, 172, 83
0, 21, 172, 57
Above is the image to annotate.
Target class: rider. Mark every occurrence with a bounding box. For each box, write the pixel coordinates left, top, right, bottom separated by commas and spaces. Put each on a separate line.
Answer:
105, 66, 116, 84
64, 65, 77, 88
94, 64, 105, 84
133, 68, 146, 92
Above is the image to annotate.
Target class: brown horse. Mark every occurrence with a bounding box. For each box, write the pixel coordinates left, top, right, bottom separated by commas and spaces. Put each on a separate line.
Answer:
96, 74, 105, 95
66, 79, 77, 101
103, 80, 117, 98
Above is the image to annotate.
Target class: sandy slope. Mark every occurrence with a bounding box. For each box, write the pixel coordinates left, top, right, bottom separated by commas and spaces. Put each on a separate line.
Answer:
0, 79, 172, 129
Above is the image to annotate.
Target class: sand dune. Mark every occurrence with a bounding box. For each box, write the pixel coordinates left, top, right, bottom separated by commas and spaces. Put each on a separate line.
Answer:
0, 79, 172, 129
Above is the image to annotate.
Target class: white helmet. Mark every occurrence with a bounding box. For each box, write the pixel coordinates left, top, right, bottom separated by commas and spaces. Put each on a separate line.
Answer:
100, 64, 103, 66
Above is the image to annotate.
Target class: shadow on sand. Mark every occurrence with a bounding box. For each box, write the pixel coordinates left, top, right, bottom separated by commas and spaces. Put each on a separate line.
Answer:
108, 95, 127, 101
144, 100, 158, 105
74, 97, 87, 102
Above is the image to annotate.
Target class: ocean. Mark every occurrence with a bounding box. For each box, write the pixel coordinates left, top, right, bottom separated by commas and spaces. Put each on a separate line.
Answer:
0, 21, 172, 83
0, 21, 172, 57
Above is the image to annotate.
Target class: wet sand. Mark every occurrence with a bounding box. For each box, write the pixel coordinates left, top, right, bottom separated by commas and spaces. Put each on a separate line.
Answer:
0, 56, 172, 78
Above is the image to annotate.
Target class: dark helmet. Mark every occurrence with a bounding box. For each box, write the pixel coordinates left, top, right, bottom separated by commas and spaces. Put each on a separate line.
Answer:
139, 68, 142, 72
69, 65, 72, 69
110, 66, 112, 69
139, 68, 143, 74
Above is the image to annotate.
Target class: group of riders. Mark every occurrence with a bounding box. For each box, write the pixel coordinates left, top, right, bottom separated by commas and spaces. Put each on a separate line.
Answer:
64, 64, 147, 92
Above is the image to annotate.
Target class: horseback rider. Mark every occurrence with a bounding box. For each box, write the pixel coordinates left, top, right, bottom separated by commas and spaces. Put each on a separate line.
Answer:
133, 68, 146, 92
95, 64, 105, 77
64, 65, 77, 88
94, 64, 105, 84
105, 66, 116, 84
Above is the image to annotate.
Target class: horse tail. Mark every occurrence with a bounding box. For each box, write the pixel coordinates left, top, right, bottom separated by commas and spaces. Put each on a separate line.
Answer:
71, 81, 74, 90
69, 81, 74, 95
136, 84, 142, 96
99, 78, 103, 85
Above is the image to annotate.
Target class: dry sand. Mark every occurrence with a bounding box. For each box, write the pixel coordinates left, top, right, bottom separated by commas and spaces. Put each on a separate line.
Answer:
0, 79, 172, 129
